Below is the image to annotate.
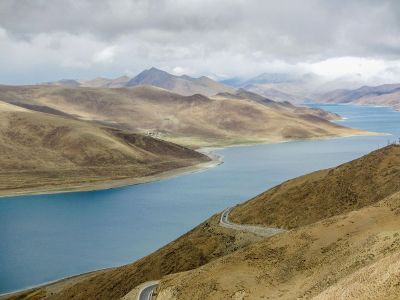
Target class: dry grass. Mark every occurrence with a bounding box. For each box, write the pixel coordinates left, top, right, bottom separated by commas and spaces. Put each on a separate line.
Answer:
230, 145, 400, 228
157, 192, 400, 299
0, 101, 209, 196
0, 85, 368, 148
7, 146, 400, 300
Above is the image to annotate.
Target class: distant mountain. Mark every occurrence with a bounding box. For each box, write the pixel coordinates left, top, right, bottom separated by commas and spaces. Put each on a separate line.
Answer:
317, 83, 400, 110
80, 75, 130, 88
244, 72, 296, 85
220, 72, 315, 103
39, 68, 236, 96
125, 67, 236, 96
42, 79, 81, 87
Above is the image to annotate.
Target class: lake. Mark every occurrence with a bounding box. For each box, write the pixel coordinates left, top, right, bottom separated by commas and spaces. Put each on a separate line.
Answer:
0, 104, 399, 294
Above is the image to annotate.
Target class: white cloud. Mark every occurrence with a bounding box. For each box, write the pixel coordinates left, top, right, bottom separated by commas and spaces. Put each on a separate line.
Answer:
92, 46, 117, 64
1, 0, 400, 85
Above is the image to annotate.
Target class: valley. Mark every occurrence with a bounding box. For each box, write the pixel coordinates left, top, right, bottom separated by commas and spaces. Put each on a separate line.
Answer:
2, 104, 399, 299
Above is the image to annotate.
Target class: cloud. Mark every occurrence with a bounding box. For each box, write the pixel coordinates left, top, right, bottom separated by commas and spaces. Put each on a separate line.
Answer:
92, 46, 117, 64
1, 0, 400, 84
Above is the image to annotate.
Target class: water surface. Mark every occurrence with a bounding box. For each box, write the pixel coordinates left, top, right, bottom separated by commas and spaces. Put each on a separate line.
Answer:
1, 104, 399, 294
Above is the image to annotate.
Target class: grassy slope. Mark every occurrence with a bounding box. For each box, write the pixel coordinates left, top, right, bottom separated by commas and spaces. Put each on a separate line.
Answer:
0, 85, 368, 148
0, 101, 209, 196
10, 145, 400, 300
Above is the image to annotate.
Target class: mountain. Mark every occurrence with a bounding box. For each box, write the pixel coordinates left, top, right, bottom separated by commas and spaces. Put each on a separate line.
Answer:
40, 68, 236, 96
316, 83, 400, 110
0, 85, 367, 148
0, 100, 209, 196
42, 79, 81, 87
222, 72, 319, 103
125, 67, 236, 96
17, 145, 400, 299
80, 75, 130, 88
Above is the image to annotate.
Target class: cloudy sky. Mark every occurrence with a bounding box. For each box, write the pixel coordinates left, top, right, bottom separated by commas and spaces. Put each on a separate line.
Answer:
1, 0, 400, 85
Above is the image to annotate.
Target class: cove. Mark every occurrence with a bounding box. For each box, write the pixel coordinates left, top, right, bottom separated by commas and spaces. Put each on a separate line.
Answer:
1, 104, 399, 294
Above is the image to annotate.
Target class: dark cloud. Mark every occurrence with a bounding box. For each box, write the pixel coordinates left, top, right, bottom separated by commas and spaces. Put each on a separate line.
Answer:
1, 0, 400, 84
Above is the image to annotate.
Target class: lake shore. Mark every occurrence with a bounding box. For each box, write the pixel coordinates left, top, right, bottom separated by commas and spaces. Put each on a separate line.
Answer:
0, 129, 381, 199
0, 149, 223, 199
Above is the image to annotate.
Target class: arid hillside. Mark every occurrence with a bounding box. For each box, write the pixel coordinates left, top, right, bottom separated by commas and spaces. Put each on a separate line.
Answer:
317, 83, 400, 111
157, 189, 400, 300
0, 85, 368, 148
230, 145, 400, 228
0, 101, 210, 196
8, 145, 400, 300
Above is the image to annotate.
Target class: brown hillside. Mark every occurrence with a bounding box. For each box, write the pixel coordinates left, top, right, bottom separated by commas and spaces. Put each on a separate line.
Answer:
7, 146, 400, 300
230, 145, 400, 228
0, 85, 368, 148
0, 101, 209, 196
156, 191, 400, 299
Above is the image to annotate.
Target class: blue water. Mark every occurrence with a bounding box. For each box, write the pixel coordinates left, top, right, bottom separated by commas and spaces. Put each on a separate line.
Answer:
0, 104, 399, 294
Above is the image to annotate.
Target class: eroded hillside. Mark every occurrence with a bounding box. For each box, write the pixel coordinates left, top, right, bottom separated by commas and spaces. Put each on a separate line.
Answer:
0, 101, 210, 196
0, 85, 369, 148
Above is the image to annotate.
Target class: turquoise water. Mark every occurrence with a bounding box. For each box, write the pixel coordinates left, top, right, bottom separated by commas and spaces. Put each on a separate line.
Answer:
0, 104, 399, 294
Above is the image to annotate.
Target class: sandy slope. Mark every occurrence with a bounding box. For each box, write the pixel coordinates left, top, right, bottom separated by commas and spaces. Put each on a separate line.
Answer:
0, 101, 209, 196
8, 146, 400, 300
156, 191, 400, 299
0, 85, 370, 148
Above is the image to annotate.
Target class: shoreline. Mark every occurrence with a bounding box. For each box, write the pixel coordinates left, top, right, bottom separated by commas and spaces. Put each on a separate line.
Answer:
0, 129, 381, 199
0, 150, 223, 199
0, 267, 115, 299
0, 131, 384, 298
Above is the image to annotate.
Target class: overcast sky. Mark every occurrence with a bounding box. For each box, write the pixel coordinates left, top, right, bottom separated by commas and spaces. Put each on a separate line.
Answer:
1, 0, 400, 85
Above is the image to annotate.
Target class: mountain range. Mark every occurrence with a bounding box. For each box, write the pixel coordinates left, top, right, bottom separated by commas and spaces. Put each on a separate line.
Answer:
316, 83, 400, 110
45, 69, 400, 111
43, 67, 235, 96
0, 84, 366, 148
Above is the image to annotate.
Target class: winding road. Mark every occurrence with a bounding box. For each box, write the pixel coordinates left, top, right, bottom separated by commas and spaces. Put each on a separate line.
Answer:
137, 281, 159, 300
220, 207, 286, 237
137, 207, 286, 299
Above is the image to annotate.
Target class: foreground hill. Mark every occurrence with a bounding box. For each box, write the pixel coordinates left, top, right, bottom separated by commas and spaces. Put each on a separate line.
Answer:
0, 101, 210, 196
317, 83, 400, 110
9, 145, 400, 299
0, 85, 367, 148
229, 144, 400, 228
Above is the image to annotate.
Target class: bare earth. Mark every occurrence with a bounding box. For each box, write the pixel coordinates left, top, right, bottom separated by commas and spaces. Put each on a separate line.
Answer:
0, 85, 372, 148
0, 101, 211, 197
6, 145, 399, 300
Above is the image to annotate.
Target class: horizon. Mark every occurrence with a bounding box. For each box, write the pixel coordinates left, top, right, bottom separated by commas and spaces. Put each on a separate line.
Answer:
1, 0, 400, 87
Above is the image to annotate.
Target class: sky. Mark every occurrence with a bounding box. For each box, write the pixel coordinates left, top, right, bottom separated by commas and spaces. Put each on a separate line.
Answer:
1, 0, 400, 85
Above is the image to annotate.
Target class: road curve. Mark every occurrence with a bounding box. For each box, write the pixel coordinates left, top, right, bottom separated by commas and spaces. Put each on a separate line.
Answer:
135, 208, 284, 299
220, 207, 286, 237
137, 281, 159, 300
